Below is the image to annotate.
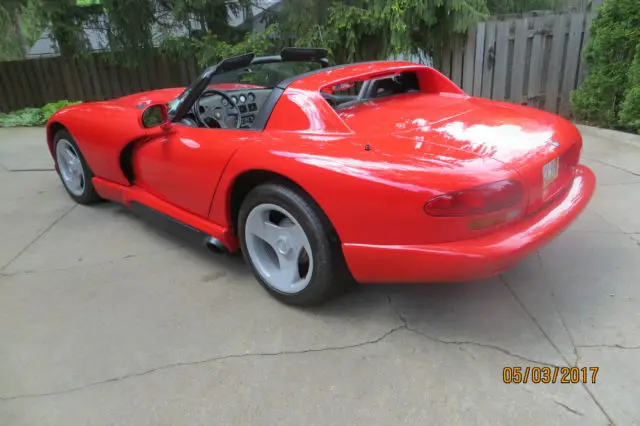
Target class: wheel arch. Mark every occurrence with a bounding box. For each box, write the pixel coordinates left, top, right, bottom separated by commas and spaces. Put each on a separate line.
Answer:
46, 121, 68, 159
227, 169, 342, 243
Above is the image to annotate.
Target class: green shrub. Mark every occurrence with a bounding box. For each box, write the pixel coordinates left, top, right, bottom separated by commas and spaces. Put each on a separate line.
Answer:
619, 45, 640, 132
0, 100, 81, 127
571, 0, 640, 131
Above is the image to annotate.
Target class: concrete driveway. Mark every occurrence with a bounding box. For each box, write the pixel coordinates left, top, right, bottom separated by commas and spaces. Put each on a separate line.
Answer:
1, 125, 639, 425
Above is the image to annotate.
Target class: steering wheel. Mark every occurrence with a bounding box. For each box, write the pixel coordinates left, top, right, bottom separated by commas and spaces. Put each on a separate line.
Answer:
194, 89, 241, 129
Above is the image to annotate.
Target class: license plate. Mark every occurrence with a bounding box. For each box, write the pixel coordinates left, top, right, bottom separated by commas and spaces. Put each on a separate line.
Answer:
542, 158, 559, 187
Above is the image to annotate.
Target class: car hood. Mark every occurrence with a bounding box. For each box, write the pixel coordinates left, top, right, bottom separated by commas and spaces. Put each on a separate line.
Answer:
113, 88, 184, 108
337, 93, 580, 169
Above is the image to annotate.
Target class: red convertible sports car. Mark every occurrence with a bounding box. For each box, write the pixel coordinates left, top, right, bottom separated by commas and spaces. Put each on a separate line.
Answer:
46, 47, 596, 305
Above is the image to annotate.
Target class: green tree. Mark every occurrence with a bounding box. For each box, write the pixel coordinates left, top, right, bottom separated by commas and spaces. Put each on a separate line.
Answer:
157, 0, 250, 42
619, 45, 640, 132
571, 0, 640, 128
486, 0, 560, 14
39, 0, 97, 56
280, 0, 489, 64
102, 0, 156, 52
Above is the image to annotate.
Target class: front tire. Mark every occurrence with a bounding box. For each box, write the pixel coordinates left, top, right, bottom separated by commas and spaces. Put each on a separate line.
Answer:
238, 183, 346, 306
54, 130, 101, 205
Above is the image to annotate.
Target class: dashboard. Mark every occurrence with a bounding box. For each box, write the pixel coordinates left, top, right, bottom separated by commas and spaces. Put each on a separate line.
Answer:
196, 89, 273, 129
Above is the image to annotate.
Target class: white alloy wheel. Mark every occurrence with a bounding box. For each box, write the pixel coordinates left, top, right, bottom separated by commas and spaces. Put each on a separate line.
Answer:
244, 203, 314, 294
56, 138, 86, 196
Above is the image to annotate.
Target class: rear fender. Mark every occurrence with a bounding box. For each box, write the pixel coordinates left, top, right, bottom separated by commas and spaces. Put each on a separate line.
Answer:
209, 134, 517, 247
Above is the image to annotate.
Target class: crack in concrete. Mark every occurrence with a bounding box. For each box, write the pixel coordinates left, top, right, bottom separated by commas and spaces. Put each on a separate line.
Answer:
0, 325, 406, 402
0, 293, 577, 403
582, 157, 640, 177
385, 295, 560, 368
554, 399, 585, 417
598, 181, 640, 187
0, 205, 77, 273
576, 344, 640, 350
500, 275, 615, 425
535, 251, 544, 270
551, 291, 580, 367
0, 244, 187, 279
590, 210, 628, 235
6, 168, 55, 172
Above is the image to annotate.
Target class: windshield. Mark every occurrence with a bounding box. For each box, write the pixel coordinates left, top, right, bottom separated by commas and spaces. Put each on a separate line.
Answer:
167, 60, 324, 121
210, 61, 323, 88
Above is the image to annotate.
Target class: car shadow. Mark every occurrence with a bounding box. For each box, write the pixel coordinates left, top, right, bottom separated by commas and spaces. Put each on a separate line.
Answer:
91, 201, 584, 347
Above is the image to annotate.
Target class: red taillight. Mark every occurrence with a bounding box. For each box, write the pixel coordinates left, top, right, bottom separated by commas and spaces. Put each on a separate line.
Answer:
424, 179, 524, 217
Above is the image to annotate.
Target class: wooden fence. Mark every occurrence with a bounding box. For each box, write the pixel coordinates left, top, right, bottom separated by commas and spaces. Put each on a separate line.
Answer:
438, 12, 594, 117
0, 50, 202, 113
0, 11, 594, 116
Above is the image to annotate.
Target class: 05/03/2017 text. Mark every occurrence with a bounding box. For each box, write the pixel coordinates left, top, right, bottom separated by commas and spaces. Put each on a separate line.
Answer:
503, 366, 599, 384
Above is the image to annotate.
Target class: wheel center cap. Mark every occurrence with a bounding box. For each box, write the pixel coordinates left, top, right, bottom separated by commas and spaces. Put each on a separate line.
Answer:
275, 236, 290, 255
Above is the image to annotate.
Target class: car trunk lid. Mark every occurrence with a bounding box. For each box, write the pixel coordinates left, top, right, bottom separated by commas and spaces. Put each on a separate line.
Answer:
337, 93, 583, 215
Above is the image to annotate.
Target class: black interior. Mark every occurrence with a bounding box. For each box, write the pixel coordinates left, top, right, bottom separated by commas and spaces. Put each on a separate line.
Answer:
180, 71, 422, 129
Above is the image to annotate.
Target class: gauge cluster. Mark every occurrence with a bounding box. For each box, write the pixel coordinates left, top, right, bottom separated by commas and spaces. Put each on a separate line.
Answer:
225, 92, 260, 119
199, 89, 268, 129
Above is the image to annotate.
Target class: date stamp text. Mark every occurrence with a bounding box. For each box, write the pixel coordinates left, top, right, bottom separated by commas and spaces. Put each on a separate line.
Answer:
503, 367, 599, 384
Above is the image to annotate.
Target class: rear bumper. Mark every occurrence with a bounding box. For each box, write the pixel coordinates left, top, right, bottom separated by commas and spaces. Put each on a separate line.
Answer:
342, 165, 596, 283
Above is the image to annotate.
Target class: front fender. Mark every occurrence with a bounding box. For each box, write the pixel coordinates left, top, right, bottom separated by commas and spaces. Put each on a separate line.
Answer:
47, 102, 154, 185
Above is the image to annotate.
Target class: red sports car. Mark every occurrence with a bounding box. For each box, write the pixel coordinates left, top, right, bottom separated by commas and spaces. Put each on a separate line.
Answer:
46, 48, 596, 305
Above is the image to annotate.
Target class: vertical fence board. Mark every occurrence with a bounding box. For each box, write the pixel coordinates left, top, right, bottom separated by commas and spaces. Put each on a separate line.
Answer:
462, 29, 476, 93
139, 53, 154, 91
527, 17, 546, 108
473, 22, 486, 97
510, 18, 529, 104
69, 58, 86, 101
178, 59, 190, 86
559, 13, 585, 116
170, 59, 183, 87
47, 59, 63, 101
451, 38, 464, 87
481, 21, 497, 99
117, 64, 133, 96
545, 14, 567, 113
492, 20, 510, 100
126, 63, 142, 94
106, 60, 123, 98
59, 58, 79, 101
0, 64, 18, 112
12, 61, 31, 108
440, 42, 452, 78
20, 61, 39, 108
32, 60, 51, 105
147, 51, 163, 88
14, 61, 36, 108
85, 54, 104, 101
95, 55, 113, 100
38, 59, 55, 102
29, 59, 46, 106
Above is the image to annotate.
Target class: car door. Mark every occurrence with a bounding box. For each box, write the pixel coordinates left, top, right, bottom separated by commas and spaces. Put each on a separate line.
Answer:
132, 124, 251, 218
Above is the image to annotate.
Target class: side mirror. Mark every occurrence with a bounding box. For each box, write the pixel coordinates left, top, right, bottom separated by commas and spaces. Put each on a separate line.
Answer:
141, 103, 171, 130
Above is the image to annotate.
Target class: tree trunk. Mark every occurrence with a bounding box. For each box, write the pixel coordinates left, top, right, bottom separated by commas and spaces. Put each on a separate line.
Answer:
12, 10, 30, 58
46, 0, 87, 56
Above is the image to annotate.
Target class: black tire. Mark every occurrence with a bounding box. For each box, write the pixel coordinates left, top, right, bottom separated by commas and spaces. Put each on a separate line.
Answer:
238, 182, 348, 306
53, 130, 102, 205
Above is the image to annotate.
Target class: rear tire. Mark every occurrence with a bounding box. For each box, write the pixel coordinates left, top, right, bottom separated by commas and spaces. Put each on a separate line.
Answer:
238, 183, 347, 306
54, 130, 102, 205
